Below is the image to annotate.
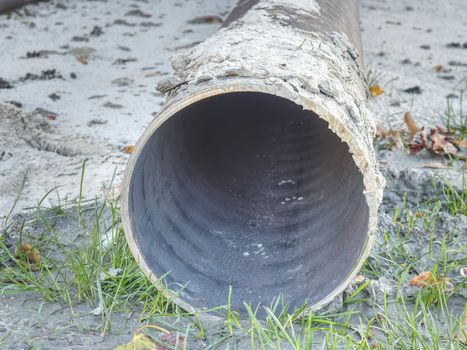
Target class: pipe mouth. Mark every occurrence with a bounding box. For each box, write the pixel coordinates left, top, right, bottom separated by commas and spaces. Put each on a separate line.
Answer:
124, 91, 369, 317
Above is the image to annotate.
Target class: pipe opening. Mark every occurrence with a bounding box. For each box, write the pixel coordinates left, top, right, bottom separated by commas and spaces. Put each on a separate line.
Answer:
128, 92, 369, 316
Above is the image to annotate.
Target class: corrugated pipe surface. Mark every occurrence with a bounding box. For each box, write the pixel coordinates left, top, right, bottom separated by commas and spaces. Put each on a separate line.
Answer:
122, 0, 385, 318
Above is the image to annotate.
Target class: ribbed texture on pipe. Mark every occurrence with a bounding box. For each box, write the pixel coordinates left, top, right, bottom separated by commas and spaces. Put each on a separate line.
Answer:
123, 0, 385, 318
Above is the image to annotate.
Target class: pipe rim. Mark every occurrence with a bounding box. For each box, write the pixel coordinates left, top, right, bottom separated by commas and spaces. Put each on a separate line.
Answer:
122, 81, 377, 320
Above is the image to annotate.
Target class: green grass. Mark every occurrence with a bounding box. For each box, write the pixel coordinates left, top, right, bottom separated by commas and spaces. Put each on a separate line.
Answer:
1, 173, 466, 348
443, 90, 466, 141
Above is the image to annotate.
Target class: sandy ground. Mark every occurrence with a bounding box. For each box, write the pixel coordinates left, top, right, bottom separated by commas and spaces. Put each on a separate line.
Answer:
0, 0, 233, 218
0, 0, 466, 349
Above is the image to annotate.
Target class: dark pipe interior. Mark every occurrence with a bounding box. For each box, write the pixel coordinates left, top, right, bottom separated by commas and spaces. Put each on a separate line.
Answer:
129, 92, 369, 316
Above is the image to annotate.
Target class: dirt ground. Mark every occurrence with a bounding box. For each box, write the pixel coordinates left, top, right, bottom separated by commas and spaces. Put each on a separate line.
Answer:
0, 0, 466, 349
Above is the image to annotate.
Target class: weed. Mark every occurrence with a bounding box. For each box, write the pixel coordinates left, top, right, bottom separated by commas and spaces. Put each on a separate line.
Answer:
443, 90, 466, 140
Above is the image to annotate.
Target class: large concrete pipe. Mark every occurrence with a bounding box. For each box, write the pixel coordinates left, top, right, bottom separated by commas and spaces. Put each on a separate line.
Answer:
122, 0, 385, 318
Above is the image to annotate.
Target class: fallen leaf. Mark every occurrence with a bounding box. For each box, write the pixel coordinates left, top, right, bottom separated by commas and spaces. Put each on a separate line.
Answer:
409, 127, 460, 158
430, 129, 458, 156
409, 271, 450, 290
403, 112, 418, 140
122, 145, 135, 154
15, 243, 41, 264
432, 64, 444, 72
409, 128, 428, 155
369, 85, 384, 97
114, 334, 157, 350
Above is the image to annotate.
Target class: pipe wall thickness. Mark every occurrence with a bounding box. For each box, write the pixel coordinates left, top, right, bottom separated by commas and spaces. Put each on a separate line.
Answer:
123, 0, 385, 318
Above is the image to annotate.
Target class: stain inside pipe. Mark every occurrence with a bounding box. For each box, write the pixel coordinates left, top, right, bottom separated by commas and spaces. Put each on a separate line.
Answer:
128, 92, 369, 316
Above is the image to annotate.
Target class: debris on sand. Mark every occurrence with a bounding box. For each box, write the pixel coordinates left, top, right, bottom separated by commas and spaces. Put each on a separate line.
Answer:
19, 69, 64, 82
69, 47, 96, 65
188, 15, 223, 25
25, 50, 49, 58
121, 145, 135, 154
90, 26, 104, 36
113, 57, 137, 65
446, 42, 467, 49
113, 19, 137, 27
404, 86, 422, 94
48, 93, 60, 101
125, 9, 152, 18
409, 126, 462, 158
87, 118, 108, 127
103, 101, 123, 109
0, 77, 13, 89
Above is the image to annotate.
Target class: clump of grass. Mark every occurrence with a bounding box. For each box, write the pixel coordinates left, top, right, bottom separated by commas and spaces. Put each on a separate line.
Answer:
0, 199, 177, 335
443, 90, 466, 140
428, 176, 467, 216
0, 165, 179, 336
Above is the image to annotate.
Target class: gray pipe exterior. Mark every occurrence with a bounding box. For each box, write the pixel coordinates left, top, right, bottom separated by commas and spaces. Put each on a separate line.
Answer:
123, 0, 385, 318
0, 0, 38, 13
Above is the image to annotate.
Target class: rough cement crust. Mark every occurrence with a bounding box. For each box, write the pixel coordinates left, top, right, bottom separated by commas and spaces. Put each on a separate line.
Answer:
125, 0, 385, 316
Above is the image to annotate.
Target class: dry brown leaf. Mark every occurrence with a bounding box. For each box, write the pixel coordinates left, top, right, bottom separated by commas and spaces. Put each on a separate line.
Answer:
409, 127, 460, 158
122, 145, 135, 154
430, 129, 458, 155
432, 64, 444, 72
15, 243, 41, 264
369, 85, 384, 97
403, 112, 418, 140
409, 271, 450, 289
